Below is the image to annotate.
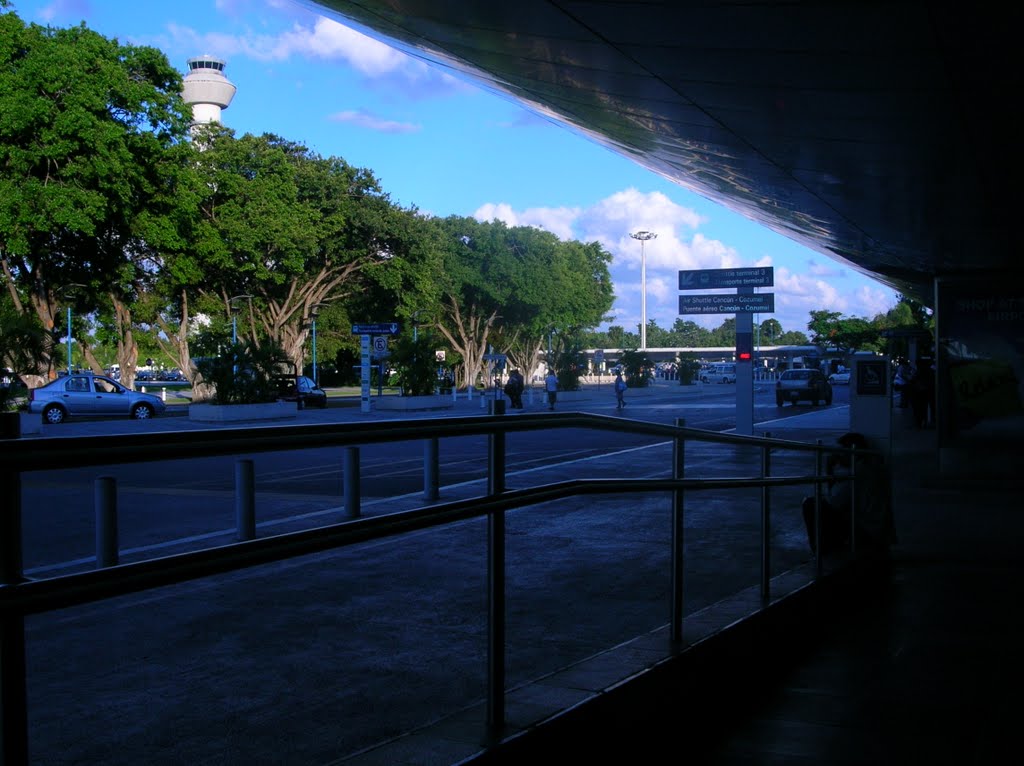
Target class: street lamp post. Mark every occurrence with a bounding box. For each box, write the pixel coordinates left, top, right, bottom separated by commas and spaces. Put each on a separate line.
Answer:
60, 283, 86, 375
306, 303, 326, 386
411, 309, 431, 344
630, 231, 657, 351
229, 294, 253, 375
66, 306, 72, 376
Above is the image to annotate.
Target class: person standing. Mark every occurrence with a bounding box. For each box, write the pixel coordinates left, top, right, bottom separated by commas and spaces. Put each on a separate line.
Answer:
504, 369, 524, 409
544, 369, 558, 410
614, 372, 627, 409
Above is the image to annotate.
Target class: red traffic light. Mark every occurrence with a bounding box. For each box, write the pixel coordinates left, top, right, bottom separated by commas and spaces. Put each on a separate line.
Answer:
738, 351, 752, 361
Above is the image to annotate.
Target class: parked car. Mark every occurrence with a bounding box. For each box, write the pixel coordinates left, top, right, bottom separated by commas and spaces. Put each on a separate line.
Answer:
28, 373, 167, 424
776, 368, 833, 406
274, 375, 328, 409
700, 363, 737, 384
828, 370, 851, 385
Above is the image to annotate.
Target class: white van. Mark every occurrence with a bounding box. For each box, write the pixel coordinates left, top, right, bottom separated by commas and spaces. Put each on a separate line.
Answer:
701, 363, 737, 384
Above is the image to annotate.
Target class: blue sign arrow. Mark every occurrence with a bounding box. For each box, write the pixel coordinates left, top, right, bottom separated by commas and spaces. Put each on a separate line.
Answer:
351, 322, 401, 335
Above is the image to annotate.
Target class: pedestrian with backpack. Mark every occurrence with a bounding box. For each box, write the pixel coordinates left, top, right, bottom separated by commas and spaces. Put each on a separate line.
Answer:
614, 371, 627, 409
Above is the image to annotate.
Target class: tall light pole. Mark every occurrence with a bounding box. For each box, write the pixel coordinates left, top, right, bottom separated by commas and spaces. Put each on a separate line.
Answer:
307, 303, 325, 385
229, 294, 252, 375
630, 231, 657, 351
411, 309, 431, 343
66, 305, 72, 376
60, 283, 86, 375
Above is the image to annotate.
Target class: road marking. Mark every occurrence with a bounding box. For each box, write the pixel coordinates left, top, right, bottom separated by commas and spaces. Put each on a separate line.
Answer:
25, 405, 849, 576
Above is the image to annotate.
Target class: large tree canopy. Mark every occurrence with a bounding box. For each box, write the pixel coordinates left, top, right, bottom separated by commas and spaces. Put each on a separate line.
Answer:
432, 217, 613, 387
0, 10, 191, 383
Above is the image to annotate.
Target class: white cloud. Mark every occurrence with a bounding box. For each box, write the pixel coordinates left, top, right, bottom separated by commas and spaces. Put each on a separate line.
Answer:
473, 203, 580, 240
328, 110, 420, 134
162, 15, 447, 85
31, 0, 91, 22
467, 188, 897, 336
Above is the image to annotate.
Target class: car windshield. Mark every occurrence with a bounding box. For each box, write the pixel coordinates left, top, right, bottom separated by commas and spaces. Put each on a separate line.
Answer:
784, 370, 811, 380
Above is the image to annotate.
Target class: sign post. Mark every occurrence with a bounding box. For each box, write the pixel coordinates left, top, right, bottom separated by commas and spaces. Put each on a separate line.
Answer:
351, 323, 399, 413
360, 334, 371, 413
678, 268, 774, 435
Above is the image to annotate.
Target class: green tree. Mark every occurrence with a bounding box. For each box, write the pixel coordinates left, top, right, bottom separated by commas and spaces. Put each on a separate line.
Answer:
193, 338, 288, 405
669, 318, 712, 347
675, 356, 702, 385
388, 334, 440, 396
708, 317, 737, 346
0, 11, 191, 385
759, 318, 783, 345
776, 330, 810, 346
0, 290, 50, 410
147, 128, 436, 397
431, 218, 612, 389
618, 349, 655, 388
807, 310, 880, 356
644, 320, 672, 348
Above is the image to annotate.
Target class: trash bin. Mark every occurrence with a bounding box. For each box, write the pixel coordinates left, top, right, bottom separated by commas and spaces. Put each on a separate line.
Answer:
490, 399, 506, 415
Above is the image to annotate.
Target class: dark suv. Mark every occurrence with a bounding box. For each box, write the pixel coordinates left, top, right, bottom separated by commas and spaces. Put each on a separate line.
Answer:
274, 375, 328, 409
776, 368, 833, 406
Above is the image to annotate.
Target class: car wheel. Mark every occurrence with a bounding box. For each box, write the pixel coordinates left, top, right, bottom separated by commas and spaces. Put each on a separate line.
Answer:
132, 403, 154, 420
43, 404, 66, 424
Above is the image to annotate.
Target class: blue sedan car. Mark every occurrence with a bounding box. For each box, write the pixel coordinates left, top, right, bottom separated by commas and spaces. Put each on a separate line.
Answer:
29, 373, 167, 424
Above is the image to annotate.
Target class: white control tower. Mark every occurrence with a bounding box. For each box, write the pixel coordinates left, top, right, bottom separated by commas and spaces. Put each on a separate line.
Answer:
181, 55, 236, 128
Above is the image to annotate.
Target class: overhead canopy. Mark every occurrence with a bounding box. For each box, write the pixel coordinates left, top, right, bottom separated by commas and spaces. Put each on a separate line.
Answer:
310, 1, 1020, 305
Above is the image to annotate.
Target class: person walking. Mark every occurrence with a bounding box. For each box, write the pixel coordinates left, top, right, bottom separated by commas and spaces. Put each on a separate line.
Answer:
504, 369, 524, 409
614, 371, 627, 409
544, 369, 558, 410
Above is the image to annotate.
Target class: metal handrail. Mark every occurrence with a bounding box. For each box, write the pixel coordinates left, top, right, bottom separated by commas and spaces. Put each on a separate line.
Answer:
0, 413, 869, 764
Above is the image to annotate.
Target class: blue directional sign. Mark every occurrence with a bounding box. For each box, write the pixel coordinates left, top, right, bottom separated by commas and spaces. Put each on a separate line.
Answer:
679, 293, 775, 314
351, 322, 400, 335
678, 267, 774, 290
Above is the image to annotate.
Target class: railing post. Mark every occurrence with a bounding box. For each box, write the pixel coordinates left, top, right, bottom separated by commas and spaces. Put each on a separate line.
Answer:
814, 439, 823, 577
671, 417, 685, 644
344, 447, 361, 519
235, 459, 255, 541
1, 469, 23, 585
848, 443, 858, 553
95, 476, 119, 568
1, 466, 29, 766
760, 433, 771, 602
424, 438, 440, 502
485, 421, 507, 743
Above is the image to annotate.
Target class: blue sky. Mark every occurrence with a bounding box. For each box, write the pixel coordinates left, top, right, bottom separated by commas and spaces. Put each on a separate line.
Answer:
12, 0, 898, 336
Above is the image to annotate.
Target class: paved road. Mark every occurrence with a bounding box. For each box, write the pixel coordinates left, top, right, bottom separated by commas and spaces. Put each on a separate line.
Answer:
12, 381, 852, 766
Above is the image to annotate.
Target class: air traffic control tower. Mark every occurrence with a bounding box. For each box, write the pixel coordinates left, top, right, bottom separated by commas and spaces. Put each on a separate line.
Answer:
181, 55, 236, 128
